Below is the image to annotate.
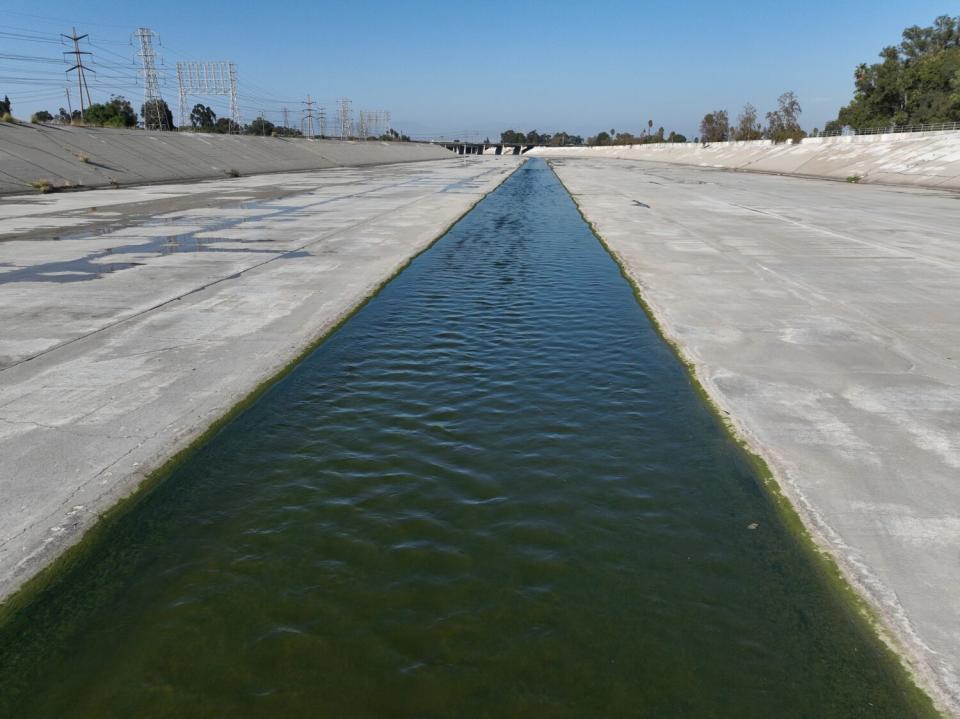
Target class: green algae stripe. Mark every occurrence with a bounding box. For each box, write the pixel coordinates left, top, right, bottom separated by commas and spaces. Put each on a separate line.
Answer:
546, 159, 941, 718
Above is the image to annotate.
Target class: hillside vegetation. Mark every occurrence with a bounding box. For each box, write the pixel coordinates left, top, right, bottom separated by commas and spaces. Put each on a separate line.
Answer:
826, 14, 960, 131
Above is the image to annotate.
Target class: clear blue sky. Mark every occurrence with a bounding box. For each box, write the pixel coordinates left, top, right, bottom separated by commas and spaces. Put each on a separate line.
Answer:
1, 1, 952, 139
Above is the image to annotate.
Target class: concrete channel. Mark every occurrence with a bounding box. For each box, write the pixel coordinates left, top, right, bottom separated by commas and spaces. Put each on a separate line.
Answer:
0, 157, 941, 717
1, 131, 958, 714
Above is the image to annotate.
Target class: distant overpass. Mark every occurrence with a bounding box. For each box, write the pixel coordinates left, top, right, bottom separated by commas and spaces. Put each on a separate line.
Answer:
430, 141, 535, 156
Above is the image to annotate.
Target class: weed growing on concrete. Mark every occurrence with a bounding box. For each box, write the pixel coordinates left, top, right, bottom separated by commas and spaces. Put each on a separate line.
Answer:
847, 175, 862, 183
77, 155, 90, 164
28, 179, 53, 193
225, 168, 241, 178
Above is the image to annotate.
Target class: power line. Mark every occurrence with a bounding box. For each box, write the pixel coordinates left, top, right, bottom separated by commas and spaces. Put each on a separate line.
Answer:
4, 18, 396, 140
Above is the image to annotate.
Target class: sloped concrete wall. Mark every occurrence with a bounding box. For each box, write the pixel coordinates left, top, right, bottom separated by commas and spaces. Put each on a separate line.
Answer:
0, 122, 452, 194
528, 131, 960, 190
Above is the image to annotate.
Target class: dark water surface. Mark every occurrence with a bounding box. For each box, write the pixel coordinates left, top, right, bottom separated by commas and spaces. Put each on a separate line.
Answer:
0, 160, 934, 717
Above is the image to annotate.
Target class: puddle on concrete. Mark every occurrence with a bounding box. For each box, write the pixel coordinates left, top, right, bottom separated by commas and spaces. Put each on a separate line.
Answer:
0, 199, 313, 284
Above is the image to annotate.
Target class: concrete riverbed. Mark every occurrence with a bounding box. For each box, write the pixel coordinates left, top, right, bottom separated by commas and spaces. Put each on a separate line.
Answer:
548, 157, 960, 714
0, 158, 937, 717
0, 156, 521, 603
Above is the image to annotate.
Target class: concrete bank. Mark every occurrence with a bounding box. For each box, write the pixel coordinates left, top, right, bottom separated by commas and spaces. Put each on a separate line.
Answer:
548, 157, 960, 715
0, 156, 522, 605
0, 122, 452, 195
530, 130, 960, 190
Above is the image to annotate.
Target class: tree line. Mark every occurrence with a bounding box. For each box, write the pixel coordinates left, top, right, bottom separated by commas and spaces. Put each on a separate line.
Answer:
697, 92, 803, 144
497, 17, 960, 147
500, 129, 585, 146
826, 14, 960, 130
2, 95, 409, 140
500, 127, 686, 147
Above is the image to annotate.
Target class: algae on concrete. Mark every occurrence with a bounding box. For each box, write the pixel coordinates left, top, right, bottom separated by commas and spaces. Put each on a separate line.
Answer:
548, 156, 960, 716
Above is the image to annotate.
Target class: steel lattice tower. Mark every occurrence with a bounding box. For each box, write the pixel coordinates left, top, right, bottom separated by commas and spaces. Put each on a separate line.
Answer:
337, 98, 352, 140
134, 28, 167, 131
176, 60, 241, 133
301, 95, 315, 139
228, 63, 240, 131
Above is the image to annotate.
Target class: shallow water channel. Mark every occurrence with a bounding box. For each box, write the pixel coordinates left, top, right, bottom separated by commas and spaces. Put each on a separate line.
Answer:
0, 159, 934, 717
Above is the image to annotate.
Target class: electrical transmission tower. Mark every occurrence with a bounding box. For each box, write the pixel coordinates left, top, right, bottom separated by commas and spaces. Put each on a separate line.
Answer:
301, 95, 315, 139
357, 111, 367, 140
62, 27, 93, 122
282, 107, 289, 130
228, 64, 240, 131
176, 61, 241, 132
359, 110, 390, 139
380, 112, 391, 137
318, 106, 326, 138
134, 28, 168, 131
337, 98, 352, 140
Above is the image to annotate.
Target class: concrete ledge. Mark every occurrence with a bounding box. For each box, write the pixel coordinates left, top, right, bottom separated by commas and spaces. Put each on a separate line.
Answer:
529, 131, 960, 190
0, 122, 452, 195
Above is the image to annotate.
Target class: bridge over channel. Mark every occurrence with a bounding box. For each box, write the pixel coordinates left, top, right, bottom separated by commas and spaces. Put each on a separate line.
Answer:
431, 141, 534, 156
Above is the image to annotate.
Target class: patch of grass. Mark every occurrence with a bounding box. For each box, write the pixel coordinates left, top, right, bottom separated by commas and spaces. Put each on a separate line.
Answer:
847, 174, 862, 183
28, 179, 54, 194
0, 112, 15, 123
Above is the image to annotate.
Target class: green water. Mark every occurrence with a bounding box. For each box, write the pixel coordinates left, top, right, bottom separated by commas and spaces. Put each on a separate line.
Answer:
0, 160, 935, 718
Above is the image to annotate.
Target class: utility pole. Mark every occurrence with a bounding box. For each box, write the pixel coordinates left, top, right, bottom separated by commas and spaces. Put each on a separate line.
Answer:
282, 106, 289, 130
62, 27, 93, 122
260, 109, 265, 136
301, 95, 315, 139
134, 28, 167, 131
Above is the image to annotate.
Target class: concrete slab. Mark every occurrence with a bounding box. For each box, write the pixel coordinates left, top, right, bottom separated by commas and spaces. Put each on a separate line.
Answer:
548, 157, 960, 715
0, 156, 521, 606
